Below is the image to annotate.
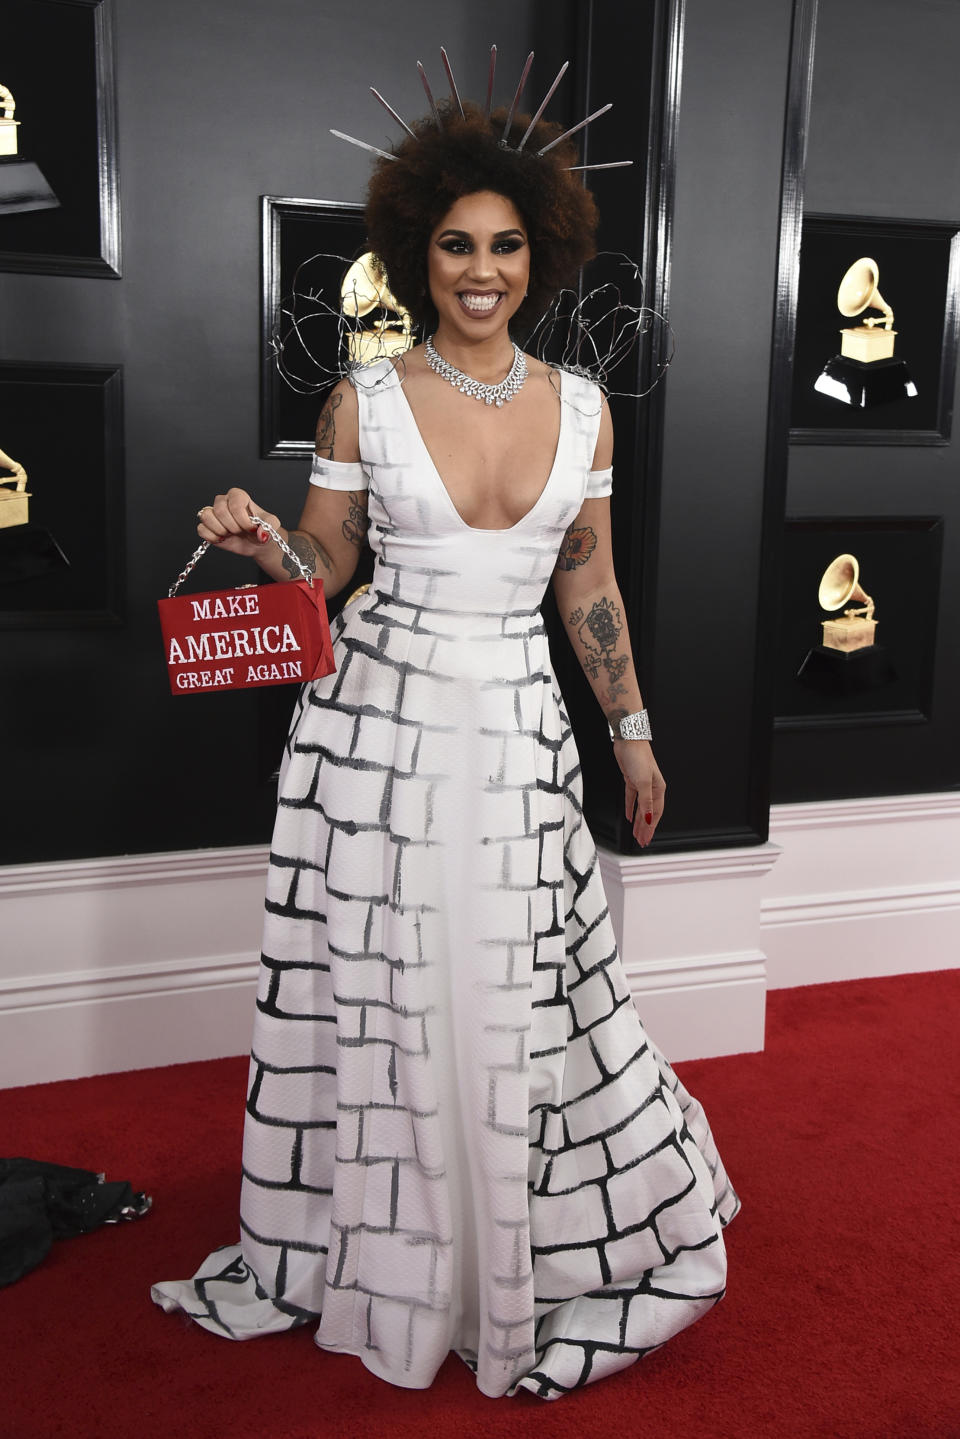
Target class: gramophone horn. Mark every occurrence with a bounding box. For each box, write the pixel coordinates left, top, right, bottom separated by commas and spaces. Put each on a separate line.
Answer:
818, 552, 871, 611
837, 257, 892, 324
341, 252, 394, 318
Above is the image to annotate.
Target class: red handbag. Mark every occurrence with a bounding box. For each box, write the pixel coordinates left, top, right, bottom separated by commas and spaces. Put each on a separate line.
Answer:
157, 518, 335, 696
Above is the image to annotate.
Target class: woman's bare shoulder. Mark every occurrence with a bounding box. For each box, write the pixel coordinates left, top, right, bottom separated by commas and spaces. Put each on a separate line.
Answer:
315, 378, 359, 461
522, 354, 555, 380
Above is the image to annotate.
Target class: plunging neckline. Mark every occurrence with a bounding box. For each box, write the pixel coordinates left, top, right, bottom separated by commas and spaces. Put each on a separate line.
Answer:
390, 364, 566, 535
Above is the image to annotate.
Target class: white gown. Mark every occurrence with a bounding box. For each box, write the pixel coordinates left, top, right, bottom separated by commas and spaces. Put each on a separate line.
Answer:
151, 359, 739, 1400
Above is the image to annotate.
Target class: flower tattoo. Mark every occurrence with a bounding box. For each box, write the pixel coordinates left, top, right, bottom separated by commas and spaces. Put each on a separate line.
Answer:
556, 524, 597, 571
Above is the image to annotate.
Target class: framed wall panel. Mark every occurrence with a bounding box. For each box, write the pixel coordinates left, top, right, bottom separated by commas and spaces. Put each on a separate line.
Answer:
774, 515, 942, 730
260, 196, 367, 459
0, 0, 121, 277
790, 214, 960, 444
0, 362, 124, 627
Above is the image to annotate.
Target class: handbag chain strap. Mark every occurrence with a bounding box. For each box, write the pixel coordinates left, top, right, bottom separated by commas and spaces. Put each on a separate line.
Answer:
167, 516, 314, 598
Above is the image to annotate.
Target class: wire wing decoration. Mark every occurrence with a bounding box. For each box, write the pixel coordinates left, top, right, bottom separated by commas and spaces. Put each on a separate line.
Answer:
526, 253, 674, 399
268, 251, 673, 401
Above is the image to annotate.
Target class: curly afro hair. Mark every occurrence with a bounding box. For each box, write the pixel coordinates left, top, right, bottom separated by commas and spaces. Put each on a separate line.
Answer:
364, 100, 598, 339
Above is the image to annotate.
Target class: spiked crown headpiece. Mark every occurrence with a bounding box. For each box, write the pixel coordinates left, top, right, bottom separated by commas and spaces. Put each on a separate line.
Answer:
331, 45, 632, 174
268, 48, 670, 404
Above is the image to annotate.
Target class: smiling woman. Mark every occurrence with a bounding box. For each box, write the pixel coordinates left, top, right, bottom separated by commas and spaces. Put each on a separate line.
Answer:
424, 195, 529, 410
428, 194, 530, 333
154, 66, 738, 1404
364, 99, 597, 339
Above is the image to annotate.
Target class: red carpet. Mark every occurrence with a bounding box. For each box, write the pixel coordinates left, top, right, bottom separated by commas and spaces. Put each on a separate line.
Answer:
2, 969, 959, 1439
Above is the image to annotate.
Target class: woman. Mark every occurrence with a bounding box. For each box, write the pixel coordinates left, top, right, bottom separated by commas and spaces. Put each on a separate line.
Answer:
153, 94, 738, 1400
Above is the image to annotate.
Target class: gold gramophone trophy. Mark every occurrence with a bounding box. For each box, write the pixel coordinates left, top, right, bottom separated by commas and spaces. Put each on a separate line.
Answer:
0, 80, 58, 213
340, 252, 414, 366
813, 258, 917, 408
0, 448, 30, 528
818, 553, 875, 650
0, 444, 70, 584
796, 552, 895, 695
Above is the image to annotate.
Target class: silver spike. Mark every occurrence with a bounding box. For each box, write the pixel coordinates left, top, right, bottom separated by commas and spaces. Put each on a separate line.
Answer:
516, 60, 569, 151
440, 47, 465, 118
536, 102, 612, 156
369, 87, 416, 140
329, 129, 397, 162
502, 51, 534, 141
417, 61, 443, 127
566, 160, 634, 171
483, 44, 497, 119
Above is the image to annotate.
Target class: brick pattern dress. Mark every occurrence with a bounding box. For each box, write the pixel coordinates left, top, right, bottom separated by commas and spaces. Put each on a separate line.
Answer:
151, 359, 739, 1399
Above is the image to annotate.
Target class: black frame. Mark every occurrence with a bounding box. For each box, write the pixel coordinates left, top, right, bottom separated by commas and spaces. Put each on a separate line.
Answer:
260, 195, 367, 460
751, 0, 817, 786
0, 0, 121, 277
0, 361, 124, 627
790, 214, 960, 444
774, 515, 943, 730
553, 0, 687, 850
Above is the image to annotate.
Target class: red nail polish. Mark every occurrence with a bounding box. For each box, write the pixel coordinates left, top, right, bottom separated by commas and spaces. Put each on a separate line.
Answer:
256, 527, 269, 544
644, 812, 653, 825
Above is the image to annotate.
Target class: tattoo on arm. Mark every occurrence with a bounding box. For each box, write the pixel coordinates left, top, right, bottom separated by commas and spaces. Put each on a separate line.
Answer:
576, 597, 622, 678
568, 596, 634, 709
314, 392, 342, 461
556, 523, 597, 570
341, 491, 370, 550
282, 530, 333, 580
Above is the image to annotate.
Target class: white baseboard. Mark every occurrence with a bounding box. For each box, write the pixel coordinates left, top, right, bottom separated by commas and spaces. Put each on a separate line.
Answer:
762, 792, 960, 989
1, 791, 957, 1086
0, 847, 268, 1089
2, 961, 258, 1090
625, 946, 769, 1065
597, 844, 779, 1063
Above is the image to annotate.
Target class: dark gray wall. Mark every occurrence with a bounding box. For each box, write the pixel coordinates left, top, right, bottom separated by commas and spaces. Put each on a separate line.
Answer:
772, 0, 960, 801
6, 0, 953, 866
804, 0, 960, 221
0, 0, 574, 863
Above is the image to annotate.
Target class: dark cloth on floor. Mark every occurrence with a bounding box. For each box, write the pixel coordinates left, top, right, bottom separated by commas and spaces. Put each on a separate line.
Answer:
0, 1157, 151, 1287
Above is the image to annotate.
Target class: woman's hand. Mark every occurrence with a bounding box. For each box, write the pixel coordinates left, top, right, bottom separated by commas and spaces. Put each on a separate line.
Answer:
196, 488, 283, 558
614, 739, 666, 848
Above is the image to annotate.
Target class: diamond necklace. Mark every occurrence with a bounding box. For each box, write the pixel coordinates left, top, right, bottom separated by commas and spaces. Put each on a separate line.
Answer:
425, 335, 528, 407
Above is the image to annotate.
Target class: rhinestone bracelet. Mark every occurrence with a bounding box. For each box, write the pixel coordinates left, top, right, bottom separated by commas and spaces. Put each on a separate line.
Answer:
608, 709, 653, 742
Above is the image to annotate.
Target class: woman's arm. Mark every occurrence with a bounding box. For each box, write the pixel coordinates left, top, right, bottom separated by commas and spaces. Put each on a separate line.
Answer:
196, 379, 369, 600
551, 404, 665, 847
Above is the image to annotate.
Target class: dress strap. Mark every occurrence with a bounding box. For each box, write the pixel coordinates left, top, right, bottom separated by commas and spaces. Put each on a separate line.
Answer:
585, 465, 613, 498
309, 456, 369, 491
